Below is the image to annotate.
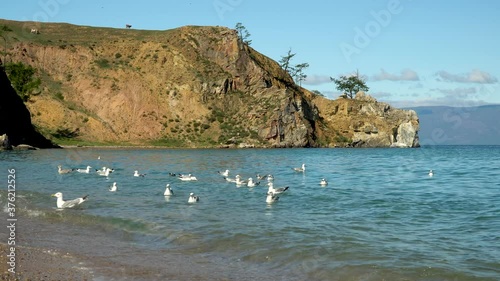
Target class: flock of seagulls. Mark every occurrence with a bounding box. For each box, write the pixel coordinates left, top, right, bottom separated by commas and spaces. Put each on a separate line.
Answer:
52, 161, 313, 209
53, 160, 435, 209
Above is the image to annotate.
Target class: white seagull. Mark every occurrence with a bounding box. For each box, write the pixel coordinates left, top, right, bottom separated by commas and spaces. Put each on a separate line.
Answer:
134, 170, 146, 177
218, 170, 229, 177
109, 182, 117, 192
76, 165, 92, 173
247, 178, 260, 188
256, 174, 268, 181
224, 175, 238, 183
235, 176, 247, 186
164, 184, 173, 196
428, 170, 434, 177
57, 165, 74, 174
97, 167, 113, 177
320, 178, 328, 186
267, 182, 289, 195
267, 174, 274, 182
188, 192, 200, 203
293, 163, 306, 172
179, 174, 197, 181
51, 192, 88, 209
266, 191, 279, 203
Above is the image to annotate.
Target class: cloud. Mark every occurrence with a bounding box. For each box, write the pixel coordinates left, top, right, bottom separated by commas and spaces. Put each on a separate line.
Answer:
371, 69, 420, 81
303, 75, 332, 86
436, 69, 498, 84
434, 87, 477, 98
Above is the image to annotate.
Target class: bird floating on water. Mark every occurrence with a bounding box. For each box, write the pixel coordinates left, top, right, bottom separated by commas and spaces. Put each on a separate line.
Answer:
164, 184, 173, 196
76, 166, 92, 173
97, 167, 113, 177
320, 178, 328, 186
247, 177, 260, 187
57, 165, 74, 174
267, 182, 289, 195
266, 191, 279, 203
109, 182, 117, 192
218, 170, 229, 177
51, 192, 88, 209
188, 192, 200, 203
179, 174, 197, 181
134, 170, 146, 177
293, 163, 306, 172
428, 170, 434, 177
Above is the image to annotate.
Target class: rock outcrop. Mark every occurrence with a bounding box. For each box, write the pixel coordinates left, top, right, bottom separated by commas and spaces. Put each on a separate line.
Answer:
313, 92, 419, 148
0, 59, 59, 149
0, 19, 419, 148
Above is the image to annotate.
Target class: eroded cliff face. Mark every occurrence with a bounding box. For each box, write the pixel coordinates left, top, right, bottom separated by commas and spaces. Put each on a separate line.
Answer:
313, 92, 420, 148
0, 19, 418, 148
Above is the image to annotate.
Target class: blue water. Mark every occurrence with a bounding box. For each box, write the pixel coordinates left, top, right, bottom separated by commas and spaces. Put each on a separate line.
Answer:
1, 146, 499, 280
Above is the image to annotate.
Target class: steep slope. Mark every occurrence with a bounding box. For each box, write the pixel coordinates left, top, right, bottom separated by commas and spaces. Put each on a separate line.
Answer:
0, 59, 58, 149
0, 19, 419, 148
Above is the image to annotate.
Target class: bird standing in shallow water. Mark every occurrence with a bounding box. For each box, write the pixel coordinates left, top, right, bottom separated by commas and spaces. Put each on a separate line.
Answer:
51, 192, 88, 209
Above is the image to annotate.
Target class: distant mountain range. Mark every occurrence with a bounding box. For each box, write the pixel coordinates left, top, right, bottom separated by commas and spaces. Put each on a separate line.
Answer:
408, 105, 500, 145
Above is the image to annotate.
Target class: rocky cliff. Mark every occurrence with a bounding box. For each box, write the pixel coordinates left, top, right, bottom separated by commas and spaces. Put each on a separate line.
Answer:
0, 19, 419, 148
0, 58, 58, 149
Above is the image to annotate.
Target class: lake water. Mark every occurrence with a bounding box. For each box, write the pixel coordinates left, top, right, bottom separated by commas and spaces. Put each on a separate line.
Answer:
1, 146, 499, 280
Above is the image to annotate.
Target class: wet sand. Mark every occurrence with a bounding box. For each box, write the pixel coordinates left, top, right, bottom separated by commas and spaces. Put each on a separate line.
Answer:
0, 213, 289, 281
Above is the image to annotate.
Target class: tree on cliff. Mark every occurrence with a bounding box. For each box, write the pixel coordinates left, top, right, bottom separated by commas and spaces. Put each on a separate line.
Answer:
330, 70, 369, 99
279, 49, 309, 86
4, 62, 41, 102
235, 23, 252, 45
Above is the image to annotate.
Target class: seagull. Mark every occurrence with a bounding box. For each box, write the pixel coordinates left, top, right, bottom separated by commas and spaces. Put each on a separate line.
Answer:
267, 182, 289, 195
256, 174, 267, 181
188, 192, 199, 203
267, 174, 274, 182
266, 191, 279, 203
134, 170, 146, 177
164, 184, 173, 196
218, 170, 229, 177
293, 163, 306, 172
109, 182, 117, 192
97, 167, 113, 177
428, 170, 434, 177
51, 192, 88, 209
247, 177, 260, 187
57, 165, 74, 174
235, 176, 247, 186
224, 175, 241, 182
320, 178, 328, 186
76, 166, 92, 173
179, 174, 197, 181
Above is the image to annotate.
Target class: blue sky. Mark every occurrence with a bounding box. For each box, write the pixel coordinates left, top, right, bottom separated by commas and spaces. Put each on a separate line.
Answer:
2, 0, 499, 107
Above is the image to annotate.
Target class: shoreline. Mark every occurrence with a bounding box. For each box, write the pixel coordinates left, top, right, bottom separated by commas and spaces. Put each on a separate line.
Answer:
0, 212, 293, 281
0, 243, 95, 281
